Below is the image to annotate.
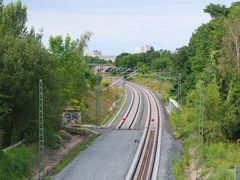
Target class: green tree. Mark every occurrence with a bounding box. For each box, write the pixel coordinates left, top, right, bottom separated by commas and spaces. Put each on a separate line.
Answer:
49, 33, 96, 108
136, 62, 148, 74
204, 3, 229, 19
204, 82, 222, 143
216, 3, 240, 140
171, 47, 194, 99
0, 0, 3, 20
0, 31, 61, 145
1, 0, 27, 36
151, 50, 173, 72
222, 17, 240, 69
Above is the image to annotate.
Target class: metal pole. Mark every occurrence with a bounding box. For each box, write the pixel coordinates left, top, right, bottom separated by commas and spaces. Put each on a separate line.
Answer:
198, 81, 204, 167
175, 74, 182, 131
39, 79, 44, 180
96, 74, 100, 126
177, 73, 182, 104
196, 81, 204, 178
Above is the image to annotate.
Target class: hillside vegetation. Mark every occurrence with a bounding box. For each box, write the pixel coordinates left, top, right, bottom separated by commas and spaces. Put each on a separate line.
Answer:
116, 2, 240, 178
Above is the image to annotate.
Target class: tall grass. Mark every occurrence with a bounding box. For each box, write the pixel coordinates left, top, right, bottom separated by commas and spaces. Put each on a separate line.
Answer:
206, 168, 233, 180
132, 76, 172, 104
170, 109, 239, 179
0, 145, 37, 180
201, 142, 240, 179
82, 83, 122, 125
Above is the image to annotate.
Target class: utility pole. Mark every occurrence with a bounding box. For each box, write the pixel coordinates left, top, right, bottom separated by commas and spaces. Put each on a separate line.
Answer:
95, 73, 100, 126
175, 73, 182, 131
197, 81, 204, 178
39, 79, 44, 180
177, 73, 182, 104
198, 80, 204, 160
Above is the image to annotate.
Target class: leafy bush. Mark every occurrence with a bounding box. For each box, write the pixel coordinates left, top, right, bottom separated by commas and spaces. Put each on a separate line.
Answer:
101, 79, 110, 88
0, 145, 36, 180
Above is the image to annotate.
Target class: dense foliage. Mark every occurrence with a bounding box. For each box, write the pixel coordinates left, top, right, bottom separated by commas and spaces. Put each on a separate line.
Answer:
0, 0, 96, 148
180, 2, 240, 142
115, 48, 173, 73
83, 56, 112, 64
115, 2, 240, 142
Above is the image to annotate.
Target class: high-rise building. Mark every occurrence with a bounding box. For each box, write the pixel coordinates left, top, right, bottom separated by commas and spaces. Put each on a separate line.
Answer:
135, 45, 153, 53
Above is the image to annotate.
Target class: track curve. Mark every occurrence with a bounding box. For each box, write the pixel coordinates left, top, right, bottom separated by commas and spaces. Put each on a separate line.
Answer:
126, 83, 162, 180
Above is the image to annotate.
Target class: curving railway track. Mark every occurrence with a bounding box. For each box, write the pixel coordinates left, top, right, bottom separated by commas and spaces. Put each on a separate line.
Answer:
125, 83, 162, 180
53, 80, 164, 180
118, 83, 142, 129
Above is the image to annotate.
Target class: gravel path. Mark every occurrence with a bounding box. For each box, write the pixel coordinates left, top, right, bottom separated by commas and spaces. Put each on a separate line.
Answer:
53, 130, 141, 180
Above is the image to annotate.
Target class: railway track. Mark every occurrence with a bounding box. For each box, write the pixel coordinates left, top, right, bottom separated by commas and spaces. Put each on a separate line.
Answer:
118, 83, 142, 129
126, 83, 162, 180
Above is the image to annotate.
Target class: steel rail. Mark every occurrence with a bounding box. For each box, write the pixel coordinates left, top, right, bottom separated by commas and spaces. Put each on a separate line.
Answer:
118, 84, 141, 129
128, 86, 142, 129
134, 86, 159, 180
126, 83, 161, 180
125, 85, 151, 180
118, 84, 135, 128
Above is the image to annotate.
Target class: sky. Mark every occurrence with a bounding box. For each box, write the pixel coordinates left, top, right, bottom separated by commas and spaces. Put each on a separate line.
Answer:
5, 0, 232, 55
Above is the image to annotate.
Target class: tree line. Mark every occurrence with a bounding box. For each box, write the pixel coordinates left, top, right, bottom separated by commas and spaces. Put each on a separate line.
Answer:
0, 0, 96, 148
115, 2, 240, 142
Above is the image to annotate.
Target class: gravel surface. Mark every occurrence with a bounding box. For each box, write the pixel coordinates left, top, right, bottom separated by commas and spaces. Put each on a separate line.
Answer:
156, 95, 183, 180
157, 130, 182, 180
53, 130, 142, 180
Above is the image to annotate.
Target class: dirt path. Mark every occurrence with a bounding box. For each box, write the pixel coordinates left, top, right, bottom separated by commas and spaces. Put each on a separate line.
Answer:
188, 147, 198, 180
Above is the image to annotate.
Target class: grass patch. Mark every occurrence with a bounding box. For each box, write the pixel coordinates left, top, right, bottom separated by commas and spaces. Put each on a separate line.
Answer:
53, 134, 99, 174
172, 157, 186, 180
170, 110, 240, 179
201, 142, 240, 179
132, 75, 172, 104
0, 144, 37, 180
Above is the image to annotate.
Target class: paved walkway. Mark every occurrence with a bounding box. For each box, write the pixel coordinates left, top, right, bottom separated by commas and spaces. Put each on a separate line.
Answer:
53, 130, 141, 180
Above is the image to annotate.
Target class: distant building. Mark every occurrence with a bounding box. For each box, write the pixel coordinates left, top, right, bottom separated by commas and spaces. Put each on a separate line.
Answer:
85, 50, 116, 62
101, 55, 116, 62
86, 50, 102, 57
135, 45, 153, 53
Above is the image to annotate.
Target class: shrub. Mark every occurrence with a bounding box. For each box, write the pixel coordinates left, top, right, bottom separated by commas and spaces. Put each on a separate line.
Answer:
0, 145, 36, 180
101, 79, 110, 88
